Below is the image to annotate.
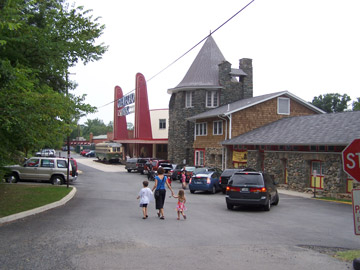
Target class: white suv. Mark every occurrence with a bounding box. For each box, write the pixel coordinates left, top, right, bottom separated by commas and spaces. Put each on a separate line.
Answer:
5, 157, 77, 185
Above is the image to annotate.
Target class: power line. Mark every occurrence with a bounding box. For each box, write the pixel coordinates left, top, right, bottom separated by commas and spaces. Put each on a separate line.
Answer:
98, 0, 255, 110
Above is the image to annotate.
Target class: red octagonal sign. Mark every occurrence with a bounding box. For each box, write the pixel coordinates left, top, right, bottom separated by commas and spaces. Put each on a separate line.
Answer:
343, 139, 360, 182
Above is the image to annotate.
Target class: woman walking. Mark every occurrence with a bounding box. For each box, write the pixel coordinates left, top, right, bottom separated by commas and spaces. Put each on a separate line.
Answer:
152, 167, 174, 219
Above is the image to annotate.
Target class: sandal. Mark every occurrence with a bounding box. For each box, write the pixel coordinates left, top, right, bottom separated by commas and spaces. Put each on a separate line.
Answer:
177, 218, 180, 220
142, 217, 147, 219
183, 215, 187, 220
160, 216, 165, 220
157, 212, 160, 217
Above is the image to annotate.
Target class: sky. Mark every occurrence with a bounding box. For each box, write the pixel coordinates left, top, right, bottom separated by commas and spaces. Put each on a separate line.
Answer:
70, 0, 360, 125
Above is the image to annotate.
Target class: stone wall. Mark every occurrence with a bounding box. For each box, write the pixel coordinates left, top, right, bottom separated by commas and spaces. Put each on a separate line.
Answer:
247, 150, 350, 198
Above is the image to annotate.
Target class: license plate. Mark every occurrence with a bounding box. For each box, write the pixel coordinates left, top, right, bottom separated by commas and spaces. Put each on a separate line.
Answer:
242, 188, 249, 192
195, 181, 202, 184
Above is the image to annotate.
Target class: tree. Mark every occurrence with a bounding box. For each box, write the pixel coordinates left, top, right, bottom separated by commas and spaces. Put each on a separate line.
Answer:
81, 119, 113, 140
353, 97, 360, 111
0, 0, 107, 167
311, 93, 351, 113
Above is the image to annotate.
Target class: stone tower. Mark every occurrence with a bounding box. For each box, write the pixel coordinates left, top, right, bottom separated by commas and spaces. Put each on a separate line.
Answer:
167, 36, 253, 165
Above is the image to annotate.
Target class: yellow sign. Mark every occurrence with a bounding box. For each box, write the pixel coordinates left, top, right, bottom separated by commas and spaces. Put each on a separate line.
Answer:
233, 151, 247, 163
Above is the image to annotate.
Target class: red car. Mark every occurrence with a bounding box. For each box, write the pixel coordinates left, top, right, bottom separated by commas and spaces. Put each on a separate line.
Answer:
80, 149, 91, 156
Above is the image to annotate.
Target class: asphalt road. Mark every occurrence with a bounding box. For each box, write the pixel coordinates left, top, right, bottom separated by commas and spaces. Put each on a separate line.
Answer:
0, 155, 358, 270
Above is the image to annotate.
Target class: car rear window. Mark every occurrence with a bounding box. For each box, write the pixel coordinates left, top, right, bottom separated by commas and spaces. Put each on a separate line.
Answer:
230, 173, 264, 185
221, 169, 241, 177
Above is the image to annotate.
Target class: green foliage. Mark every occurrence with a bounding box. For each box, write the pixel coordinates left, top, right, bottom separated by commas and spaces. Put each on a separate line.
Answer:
0, 0, 106, 166
353, 97, 360, 111
334, 250, 360, 262
81, 118, 113, 140
311, 93, 351, 113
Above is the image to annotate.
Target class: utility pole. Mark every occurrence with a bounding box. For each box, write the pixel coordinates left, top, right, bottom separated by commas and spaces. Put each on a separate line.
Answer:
65, 72, 75, 188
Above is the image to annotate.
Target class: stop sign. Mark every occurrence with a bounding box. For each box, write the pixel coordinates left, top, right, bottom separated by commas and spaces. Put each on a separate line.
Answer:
343, 139, 360, 182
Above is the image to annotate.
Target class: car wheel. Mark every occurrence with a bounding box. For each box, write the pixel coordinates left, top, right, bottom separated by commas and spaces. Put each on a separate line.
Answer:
190, 190, 195, 194
6, 173, 18, 183
51, 175, 64, 185
227, 203, 234, 210
211, 185, 216, 194
264, 198, 271, 211
272, 192, 279, 205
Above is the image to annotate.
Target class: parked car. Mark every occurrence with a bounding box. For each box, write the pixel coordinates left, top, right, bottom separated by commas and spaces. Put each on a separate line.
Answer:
171, 164, 184, 180
136, 158, 150, 174
125, 158, 139, 172
85, 150, 96, 157
219, 168, 256, 194
4, 157, 78, 185
225, 171, 279, 211
143, 159, 171, 175
80, 149, 91, 156
189, 168, 223, 194
35, 149, 56, 157
183, 166, 197, 182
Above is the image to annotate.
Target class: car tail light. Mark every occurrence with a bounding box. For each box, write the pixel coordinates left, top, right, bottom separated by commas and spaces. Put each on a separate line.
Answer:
219, 176, 222, 184
226, 186, 241, 192
250, 187, 266, 192
207, 177, 211, 184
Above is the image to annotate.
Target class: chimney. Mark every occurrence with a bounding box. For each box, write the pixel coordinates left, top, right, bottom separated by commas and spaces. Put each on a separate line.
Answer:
239, 58, 253, 99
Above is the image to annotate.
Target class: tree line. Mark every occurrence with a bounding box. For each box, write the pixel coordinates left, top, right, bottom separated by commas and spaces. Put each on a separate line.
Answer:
311, 93, 360, 113
0, 0, 107, 168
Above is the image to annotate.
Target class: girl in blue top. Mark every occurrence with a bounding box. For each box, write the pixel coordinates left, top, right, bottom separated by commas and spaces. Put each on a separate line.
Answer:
152, 167, 174, 219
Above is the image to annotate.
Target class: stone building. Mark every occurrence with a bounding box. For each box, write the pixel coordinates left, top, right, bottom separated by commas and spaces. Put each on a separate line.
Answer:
167, 35, 253, 165
222, 111, 360, 198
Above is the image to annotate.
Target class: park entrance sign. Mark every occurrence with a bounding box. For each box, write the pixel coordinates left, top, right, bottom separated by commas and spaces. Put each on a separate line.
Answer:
342, 139, 360, 182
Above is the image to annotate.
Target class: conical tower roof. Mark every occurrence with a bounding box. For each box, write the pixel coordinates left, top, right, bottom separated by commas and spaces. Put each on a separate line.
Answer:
168, 36, 226, 93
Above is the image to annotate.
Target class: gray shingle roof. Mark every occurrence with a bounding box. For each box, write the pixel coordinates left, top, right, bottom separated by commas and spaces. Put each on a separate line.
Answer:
167, 36, 225, 94
222, 111, 360, 146
187, 91, 324, 121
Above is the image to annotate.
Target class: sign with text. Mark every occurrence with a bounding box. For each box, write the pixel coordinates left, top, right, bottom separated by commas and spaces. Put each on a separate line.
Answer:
117, 93, 135, 108
342, 138, 360, 182
352, 189, 360, 235
118, 105, 135, 116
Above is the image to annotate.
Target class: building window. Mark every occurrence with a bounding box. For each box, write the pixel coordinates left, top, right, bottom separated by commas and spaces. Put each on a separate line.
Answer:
278, 97, 290, 115
310, 161, 324, 189
159, 119, 166, 129
195, 122, 207, 136
185, 91, 193, 108
195, 149, 205, 166
213, 120, 223, 135
206, 90, 219, 108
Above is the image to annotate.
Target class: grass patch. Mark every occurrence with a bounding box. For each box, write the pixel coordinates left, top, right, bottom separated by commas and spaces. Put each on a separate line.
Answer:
334, 250, 360, 262
0, 183, 72, 218
316, 197, 352, 204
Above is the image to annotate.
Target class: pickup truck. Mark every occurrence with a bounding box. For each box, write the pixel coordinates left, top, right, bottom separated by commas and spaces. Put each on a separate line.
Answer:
4, 157, 77, 185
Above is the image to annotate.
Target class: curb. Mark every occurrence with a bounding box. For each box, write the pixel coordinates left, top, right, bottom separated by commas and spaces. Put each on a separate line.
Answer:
0, 186, 77, 225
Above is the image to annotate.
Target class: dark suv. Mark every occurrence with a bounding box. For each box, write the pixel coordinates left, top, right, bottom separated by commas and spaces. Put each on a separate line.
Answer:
225, 171, 279, 211
136, 158, 150, 174
219, 168, 256, 194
